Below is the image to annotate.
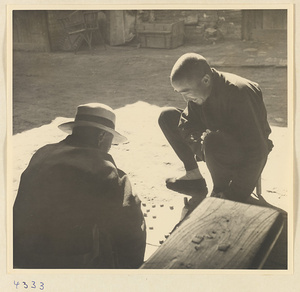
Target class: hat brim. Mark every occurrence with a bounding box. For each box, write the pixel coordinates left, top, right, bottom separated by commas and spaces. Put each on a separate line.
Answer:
58, 120, 128, 144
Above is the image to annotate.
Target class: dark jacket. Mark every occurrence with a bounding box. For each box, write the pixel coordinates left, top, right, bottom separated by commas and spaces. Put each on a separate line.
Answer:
178, 69, 273, 199
13, 135, 146, 269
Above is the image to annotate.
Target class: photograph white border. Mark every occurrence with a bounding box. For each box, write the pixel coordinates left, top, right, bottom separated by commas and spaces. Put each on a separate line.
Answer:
1, 0, 298, 291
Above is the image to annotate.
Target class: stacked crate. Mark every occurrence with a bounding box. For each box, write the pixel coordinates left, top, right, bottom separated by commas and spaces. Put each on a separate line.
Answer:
137, 20, 184, 49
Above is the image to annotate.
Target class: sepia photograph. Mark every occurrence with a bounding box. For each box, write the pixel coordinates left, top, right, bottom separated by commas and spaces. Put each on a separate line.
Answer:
2, 2, 298, 291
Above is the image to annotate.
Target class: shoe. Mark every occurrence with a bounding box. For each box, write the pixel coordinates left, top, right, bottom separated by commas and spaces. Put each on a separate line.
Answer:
180, 196, 205, 221
166, 177, 208, 196
210, 190, 226, 199
171, 195, 206, 233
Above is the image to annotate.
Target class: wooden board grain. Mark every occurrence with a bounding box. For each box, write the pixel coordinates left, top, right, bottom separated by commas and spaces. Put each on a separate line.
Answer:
141, 197, 284, 269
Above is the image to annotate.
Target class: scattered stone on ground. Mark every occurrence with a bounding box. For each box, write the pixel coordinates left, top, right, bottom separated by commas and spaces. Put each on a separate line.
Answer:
11, 101, 290, 260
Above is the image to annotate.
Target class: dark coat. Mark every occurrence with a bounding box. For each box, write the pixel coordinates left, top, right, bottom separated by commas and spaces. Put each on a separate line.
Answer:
178, 69, 273, 200
13, 135, 146, 269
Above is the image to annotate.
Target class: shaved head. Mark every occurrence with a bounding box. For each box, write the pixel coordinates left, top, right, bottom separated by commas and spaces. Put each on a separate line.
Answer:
170, 53, 212, 85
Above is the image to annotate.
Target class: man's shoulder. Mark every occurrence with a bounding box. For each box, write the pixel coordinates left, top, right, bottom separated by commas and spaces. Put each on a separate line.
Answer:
31, 140, 118, 174
29, 140, 66, 160
213, 69, 261, 98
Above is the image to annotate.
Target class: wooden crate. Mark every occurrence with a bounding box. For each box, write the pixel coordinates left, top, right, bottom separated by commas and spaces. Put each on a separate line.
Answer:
140, 197, 284, 269
137, 21, 184, 49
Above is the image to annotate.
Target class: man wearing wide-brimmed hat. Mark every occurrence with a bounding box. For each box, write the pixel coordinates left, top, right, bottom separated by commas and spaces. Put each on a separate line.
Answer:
13, 103, 146, 269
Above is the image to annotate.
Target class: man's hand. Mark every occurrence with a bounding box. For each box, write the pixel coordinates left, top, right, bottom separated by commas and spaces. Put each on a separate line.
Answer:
200, 129, 211, 144
189, 132, 202, 143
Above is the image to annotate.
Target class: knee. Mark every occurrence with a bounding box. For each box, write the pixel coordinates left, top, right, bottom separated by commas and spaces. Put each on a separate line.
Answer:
203, 131, 223, 153
203, 131, 244, 163
158, 107, 180, 130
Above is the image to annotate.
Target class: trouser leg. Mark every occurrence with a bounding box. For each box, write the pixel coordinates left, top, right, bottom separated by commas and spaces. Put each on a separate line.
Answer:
203, 131, 267, 200
158, 107, 198, 171
229, 154, 267, 202
203, 131, 244, 193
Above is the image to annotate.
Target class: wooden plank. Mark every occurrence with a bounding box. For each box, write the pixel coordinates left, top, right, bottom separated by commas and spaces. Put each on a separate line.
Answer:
137, 21, 184, 49
262, 211, 287, 269
263, 10, 287, 30
108, 11, 125, 46
13, 11, 51, 52
140, 197, 284, 269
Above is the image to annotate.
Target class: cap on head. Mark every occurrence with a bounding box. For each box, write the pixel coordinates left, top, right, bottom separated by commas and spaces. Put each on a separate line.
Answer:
58, 103, 127, 144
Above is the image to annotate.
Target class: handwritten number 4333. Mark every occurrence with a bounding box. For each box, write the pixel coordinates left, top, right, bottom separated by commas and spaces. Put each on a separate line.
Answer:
14, 281, 44, 290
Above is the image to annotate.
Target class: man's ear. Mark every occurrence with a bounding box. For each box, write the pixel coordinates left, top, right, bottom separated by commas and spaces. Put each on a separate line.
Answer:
201, 74, 211, 86
97, 131, 106, 143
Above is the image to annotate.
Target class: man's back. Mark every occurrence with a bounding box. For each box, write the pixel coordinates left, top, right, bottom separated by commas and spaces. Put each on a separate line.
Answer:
13, 135, 146, 269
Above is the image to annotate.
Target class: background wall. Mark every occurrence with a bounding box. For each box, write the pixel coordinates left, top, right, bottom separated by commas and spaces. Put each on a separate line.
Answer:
13, 10, 243, 52
13, 9, 287, 52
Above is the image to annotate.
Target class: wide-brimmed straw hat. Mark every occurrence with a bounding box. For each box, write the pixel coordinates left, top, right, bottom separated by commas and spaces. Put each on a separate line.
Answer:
58, 103, 127, 144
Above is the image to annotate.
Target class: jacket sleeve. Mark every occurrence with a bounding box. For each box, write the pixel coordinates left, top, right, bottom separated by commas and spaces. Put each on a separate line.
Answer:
111, 169, 146, 268
227, 85, 272, 202
178, 102, 206, 141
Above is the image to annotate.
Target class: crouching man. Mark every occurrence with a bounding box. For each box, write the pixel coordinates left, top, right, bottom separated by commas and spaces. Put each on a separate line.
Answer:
159, 53, 273, 216
13, 103, 146, 269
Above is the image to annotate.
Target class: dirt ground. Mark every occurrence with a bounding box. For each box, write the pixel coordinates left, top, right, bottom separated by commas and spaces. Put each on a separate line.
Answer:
13, 40, 287, 134
11, 39, 290, 265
